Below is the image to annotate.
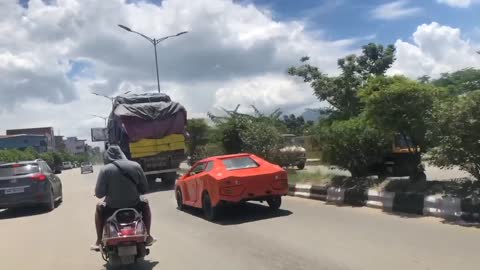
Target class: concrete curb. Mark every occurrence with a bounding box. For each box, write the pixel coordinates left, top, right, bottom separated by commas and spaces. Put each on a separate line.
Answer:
288, 184, 327, 201
366, 189, 394, 211
288, 183, 480, 222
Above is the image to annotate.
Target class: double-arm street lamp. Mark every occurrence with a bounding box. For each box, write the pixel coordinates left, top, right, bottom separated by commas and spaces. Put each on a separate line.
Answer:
118, 24, 188, 93
90, 114, 108, 127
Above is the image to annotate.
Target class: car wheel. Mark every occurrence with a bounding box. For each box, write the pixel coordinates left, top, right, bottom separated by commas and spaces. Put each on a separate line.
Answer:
202, 192, 218, 221
267, 196, 282, 210
176, 188, 184, 211
44, 189, 55, 212
57, 184, 63, 204
297, 162, 306, 170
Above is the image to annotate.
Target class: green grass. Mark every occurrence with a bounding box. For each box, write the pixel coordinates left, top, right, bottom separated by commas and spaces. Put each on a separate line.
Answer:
287, 169, 333, 186
306, 151, 322, 160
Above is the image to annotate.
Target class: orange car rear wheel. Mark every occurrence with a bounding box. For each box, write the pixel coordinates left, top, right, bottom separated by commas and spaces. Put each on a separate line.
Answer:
267, 196, 282, 210
202, 192, 218, 221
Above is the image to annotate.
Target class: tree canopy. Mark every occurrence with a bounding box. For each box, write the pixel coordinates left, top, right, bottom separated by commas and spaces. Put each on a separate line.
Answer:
432, 68, 480, 96
428, 90, 480, 179
288, 43, 396, 120
360, 75, 441, 151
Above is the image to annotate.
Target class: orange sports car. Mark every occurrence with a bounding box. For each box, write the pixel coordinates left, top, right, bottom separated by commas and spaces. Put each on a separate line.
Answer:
175, 153, 289, 220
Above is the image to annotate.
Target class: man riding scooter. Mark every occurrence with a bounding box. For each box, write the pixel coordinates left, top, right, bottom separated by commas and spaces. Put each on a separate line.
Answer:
91, 145, 155, 250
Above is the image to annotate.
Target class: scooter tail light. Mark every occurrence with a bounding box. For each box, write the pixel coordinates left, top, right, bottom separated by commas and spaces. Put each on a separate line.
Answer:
119, 228, 135, 236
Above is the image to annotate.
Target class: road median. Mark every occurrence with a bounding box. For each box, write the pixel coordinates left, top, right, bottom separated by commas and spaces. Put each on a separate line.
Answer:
288, 183, 480, 223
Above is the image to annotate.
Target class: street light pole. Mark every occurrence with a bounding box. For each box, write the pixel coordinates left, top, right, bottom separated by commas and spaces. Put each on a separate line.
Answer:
91, 114, 108, 127
118, 24, 188, 93
153, 40, 161, 93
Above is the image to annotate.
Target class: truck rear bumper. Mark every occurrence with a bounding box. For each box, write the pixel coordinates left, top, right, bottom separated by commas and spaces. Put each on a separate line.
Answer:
144, 168, 178, 175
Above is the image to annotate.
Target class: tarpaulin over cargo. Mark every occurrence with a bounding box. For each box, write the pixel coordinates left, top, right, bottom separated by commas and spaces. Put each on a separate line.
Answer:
108, 93, 187, 144
113, 93, 171, 106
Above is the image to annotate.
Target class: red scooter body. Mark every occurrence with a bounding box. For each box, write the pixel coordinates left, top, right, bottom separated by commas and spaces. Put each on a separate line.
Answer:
100, 208, 150, 266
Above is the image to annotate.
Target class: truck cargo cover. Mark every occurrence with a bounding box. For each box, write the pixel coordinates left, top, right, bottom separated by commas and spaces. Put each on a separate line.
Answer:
113, 101, 185, 121
108, 93, 187, 143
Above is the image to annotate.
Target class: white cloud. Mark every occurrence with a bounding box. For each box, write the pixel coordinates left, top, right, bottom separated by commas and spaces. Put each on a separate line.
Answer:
436, 0, 474, 8
372, 0, 421, 20
213, 74, 319, 114
0, 0, 356, 141
389, 22, 480, 78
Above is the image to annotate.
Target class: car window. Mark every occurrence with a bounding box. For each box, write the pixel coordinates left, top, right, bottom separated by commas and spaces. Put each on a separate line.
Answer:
222, 156, 259, 170
0, 163, 40, 177
41, 162, 52, 173
189, 162, 207, 176
204, 161, 214, 172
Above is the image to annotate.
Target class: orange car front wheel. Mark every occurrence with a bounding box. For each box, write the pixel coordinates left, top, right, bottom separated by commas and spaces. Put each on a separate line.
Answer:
176, 188, 184, 211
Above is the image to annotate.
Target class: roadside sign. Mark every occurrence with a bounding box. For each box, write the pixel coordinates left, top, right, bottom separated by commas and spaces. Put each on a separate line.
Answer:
91, 128, 108, 142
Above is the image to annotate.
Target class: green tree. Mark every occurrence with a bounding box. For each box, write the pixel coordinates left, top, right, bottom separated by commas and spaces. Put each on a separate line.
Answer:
186, 118, 210, 157
428, 90, 480, 179
208, 105, 284, 160
288, 43, 396, 120
282, 114, 308, 135
417, 75, 431, 84
432, 68, 480, 96
240, 120, 282, 160
360, 76, 441, 152
315, 116, 390, 177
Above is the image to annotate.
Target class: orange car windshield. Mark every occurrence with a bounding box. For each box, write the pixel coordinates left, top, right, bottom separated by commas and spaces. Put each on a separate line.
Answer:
222, 156, 259, 170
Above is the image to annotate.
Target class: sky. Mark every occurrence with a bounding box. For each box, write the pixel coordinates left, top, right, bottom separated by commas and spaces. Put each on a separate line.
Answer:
1, 0, 480, 145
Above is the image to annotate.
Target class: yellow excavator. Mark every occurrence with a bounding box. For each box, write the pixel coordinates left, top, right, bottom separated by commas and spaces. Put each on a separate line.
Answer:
369, 134, 426, 181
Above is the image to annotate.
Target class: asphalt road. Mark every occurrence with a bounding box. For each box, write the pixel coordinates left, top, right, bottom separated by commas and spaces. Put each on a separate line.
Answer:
0, 167, 479, 270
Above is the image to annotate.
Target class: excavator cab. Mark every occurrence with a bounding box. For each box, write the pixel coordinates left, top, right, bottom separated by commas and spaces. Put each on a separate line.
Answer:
370, 134, 426, 181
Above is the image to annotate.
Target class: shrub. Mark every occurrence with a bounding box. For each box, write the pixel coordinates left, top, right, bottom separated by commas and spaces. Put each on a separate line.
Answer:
314, 116, 390, 177
428, 90, 480, 180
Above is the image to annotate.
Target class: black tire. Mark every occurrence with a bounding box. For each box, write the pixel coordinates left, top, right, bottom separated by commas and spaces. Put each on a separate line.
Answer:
202, 192, 218, 221
44, 189, 55, 212
176, 188, 184, 211
297, 162, 306, 170
267, 196, 282, 210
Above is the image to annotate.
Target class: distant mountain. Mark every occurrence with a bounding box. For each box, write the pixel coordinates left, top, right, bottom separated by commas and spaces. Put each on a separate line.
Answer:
301, 109, 322, 123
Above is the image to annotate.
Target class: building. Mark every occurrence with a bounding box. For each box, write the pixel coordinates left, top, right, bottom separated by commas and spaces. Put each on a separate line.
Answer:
0, 134, 49, 153
54, 136, 66, 151
65, 137, 87, 155
6, 127, 55, 151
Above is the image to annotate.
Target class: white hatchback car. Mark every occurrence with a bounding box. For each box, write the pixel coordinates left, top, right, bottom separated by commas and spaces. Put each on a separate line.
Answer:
62, 161, 73, 170
80, 162, 93, 174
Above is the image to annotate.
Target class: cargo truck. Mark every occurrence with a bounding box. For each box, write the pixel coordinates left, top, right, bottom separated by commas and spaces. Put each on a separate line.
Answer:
107, 93, 187, 186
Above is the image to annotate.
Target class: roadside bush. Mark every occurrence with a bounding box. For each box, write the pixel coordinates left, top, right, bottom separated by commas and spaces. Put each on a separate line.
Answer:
240, 119, 282, 161
186, 118, 210, 158
428, 90, 480, 180
314, 116, 390, 177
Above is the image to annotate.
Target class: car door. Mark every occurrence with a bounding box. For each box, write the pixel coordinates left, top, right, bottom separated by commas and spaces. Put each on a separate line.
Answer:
194, 161, 215, 203
42, 162, 60, 197
184, 162, 207, 203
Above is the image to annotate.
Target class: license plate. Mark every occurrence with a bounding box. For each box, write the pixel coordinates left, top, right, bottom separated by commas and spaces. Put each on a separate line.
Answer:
4, 187, 25, 194
118, 245, 137, 256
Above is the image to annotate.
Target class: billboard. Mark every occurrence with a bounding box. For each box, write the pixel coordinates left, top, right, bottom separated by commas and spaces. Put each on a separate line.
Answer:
91, 128, 108, 142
